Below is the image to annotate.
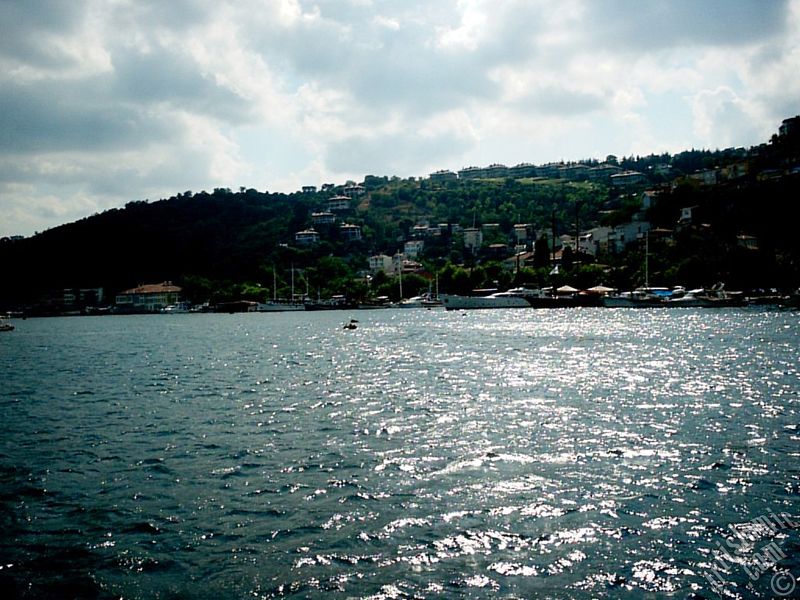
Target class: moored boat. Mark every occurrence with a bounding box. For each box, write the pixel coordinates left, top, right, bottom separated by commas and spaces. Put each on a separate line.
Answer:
396, 292, 442, 309
440, 288, 539, 310
257, 300, 305, 312
602, 288, 670, 308
304, 296, 359, 311
0, 316, 14, 331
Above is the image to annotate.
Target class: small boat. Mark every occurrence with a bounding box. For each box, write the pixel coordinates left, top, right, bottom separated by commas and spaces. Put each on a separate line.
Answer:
343, 319, 358, 330
396, 292, 442, 309
304, 296, 359, 311
655, 284, 744, 307
0, 316, 14, 331
602, 288, 670, 308
160, 302, 193, 313
256, 301, 305, 312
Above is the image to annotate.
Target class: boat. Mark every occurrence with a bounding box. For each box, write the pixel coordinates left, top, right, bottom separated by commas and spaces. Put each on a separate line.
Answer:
396, 292, 442, 309
439, 288, 539, 310
666, 284, 745, 307
160, 302, 193, 313
258, 266, 305, 311
603, 233, 669, 307
358, 296, 393, 309
304, 295, 359, 311
602, 288, 669, 308
528, 293, 603, 308
256, 300, 304, 312
605, 284, 746, 308
0, 316, 14, 331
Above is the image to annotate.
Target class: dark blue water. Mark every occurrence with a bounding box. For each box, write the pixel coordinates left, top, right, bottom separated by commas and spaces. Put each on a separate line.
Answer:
1, 308, 798, 599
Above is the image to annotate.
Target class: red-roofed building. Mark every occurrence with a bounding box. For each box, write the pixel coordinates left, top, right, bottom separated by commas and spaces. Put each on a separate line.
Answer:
115, 281, 181, 313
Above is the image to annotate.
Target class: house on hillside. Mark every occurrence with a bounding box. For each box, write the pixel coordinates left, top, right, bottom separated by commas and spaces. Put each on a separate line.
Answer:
429, 169, 457, 183
327, 196, 351, 212
369, 254, 393, 274
404, 240, 424, 258
311, 211, 336, 226
340, 223, 362, 241
295, 229, 320, 245
463, 227, 482, 253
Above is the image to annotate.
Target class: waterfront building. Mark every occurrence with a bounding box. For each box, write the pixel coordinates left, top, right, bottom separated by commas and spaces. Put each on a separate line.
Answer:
115, 282, 181, 313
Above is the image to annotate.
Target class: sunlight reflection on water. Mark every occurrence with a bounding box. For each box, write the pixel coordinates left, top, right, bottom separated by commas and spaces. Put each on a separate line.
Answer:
0, 307, 798, 598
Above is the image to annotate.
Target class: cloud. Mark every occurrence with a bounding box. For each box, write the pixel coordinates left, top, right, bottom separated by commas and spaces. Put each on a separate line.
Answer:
582, 0, 790, 51
324, 123, 477, 175
0, 0, 799, 238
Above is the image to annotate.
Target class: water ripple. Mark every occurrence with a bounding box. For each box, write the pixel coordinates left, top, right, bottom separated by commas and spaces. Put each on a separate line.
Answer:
0, 308, 798, 597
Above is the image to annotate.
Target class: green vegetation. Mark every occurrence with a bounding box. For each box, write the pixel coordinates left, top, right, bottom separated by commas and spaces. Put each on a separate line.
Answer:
1, 122, 799, 312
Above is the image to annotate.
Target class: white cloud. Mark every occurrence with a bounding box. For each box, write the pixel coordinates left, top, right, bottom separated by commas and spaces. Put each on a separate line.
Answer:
0, 0, 798, 237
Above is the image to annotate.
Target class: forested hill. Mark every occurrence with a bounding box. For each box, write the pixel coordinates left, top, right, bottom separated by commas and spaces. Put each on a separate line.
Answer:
0, 177, 609, 306
1, 122, 799, 310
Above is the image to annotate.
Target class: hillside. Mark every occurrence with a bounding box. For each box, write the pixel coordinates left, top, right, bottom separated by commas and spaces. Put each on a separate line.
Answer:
2, 118, 799, 312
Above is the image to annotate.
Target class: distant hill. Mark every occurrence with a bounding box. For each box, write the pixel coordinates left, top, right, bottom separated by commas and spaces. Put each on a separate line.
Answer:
2, 117, 799, 311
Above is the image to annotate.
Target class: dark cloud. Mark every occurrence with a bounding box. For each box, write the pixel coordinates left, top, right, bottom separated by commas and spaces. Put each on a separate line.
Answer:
0, 80, 179, 153
0, 0, 86, 68
108, 46, 252, 123
583, 0, 790, 50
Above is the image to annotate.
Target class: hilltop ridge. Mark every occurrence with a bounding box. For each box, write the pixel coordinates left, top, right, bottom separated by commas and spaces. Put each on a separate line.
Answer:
2, 116, 798, 313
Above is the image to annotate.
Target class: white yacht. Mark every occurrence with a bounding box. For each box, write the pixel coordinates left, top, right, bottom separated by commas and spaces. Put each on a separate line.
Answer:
439, 288, 539, 310
396, 292, 442, 309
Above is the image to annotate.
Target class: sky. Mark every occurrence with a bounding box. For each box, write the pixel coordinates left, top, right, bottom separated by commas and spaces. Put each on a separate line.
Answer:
1, 0, 799, 238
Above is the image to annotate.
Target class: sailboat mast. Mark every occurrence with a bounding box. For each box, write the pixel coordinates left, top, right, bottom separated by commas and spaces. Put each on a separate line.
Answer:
645, 233, 649, 289
273, 267, 277, 301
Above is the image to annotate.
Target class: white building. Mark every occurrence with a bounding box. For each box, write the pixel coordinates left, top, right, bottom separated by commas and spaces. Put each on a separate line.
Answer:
610, 221, 651, 253
115, 282, 181, 313
610, 171, 646, 187
295, 229, 320, 245
429, 169, 457, 182
327, 196, 351, 212
463, 227, 482, 253
513, 224, 532, 245
369, 254, 393, 274
404, 240, 424, 258
311, 211, 336, 225
582, 226, 614, 256
340, 223, 362, 241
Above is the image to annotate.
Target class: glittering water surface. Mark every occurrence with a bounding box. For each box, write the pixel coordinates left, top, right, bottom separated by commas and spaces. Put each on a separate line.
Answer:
1, 308, 799, 598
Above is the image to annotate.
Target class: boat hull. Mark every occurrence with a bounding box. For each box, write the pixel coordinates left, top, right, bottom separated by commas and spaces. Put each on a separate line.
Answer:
440, 294, 531, 310
257, 302, 305, 312
602, 296, 665, 308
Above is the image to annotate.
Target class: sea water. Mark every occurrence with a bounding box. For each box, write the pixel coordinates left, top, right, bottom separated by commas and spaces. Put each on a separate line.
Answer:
0, 308, 798, 598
